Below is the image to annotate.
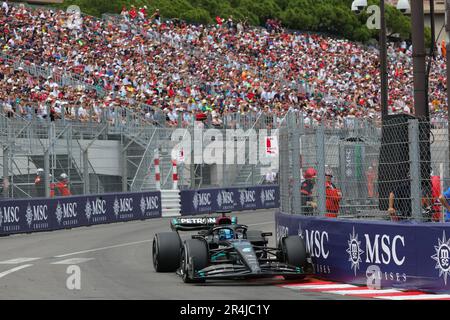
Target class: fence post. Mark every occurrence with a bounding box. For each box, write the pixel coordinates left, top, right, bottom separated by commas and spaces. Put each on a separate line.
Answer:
190, 128, 195, 189
316, 124, 326, 216
114, 106, 119, 128
222, 137, 226, 187
122, 144, 128, 192
3, 145, 9, 199
88, 106, 93, 124
251, 164, 255, 186
290, 112, 302, 215
61, 105, 65, 125
75, 105, 79, 122
409, 119, 422, 221
44, 148, 50, 198
178, 112, 182, 128
83, 149, 89, 195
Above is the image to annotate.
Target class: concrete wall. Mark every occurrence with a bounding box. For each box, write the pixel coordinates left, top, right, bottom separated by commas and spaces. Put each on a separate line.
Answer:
424, 14, 447, 44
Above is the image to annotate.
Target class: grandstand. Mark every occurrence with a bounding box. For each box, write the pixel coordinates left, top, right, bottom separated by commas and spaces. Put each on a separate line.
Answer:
0, 2, 448, 199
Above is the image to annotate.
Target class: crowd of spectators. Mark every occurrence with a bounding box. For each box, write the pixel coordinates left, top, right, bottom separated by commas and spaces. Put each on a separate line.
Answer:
0, 2, 448, 129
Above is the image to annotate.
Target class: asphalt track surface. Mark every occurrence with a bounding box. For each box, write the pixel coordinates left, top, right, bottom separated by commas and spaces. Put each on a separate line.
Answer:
0, 209, 363, 300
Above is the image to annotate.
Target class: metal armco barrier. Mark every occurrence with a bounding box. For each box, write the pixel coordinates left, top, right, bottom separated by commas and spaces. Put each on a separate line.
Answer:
275, 211, 450, 294
180, 185, 280, 215
0, 191, 161, 236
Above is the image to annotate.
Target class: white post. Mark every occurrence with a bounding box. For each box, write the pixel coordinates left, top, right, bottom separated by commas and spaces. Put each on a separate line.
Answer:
172, 160, 178, 190
154, 148, 161, 191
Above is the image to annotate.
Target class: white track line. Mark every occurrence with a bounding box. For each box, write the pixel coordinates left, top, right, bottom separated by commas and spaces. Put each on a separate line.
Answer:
54, 239, 152, 258
379, 294, 450, 300
327, 289, 402, 295
0, 264, 33, 279
51, 258, 94, 265
283, 284, 356, 290
0, 258, 41, 264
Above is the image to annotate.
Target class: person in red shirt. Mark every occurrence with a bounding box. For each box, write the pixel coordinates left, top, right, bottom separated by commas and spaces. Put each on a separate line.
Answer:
325, 169, 342, 218
300, 168, 317, 215
34, 168, 45, 197
55, 173, 71, 197
35, 169, 56, 198
129, 5, 137, 20
50, 178, 56, 198
431, 174, 442, 222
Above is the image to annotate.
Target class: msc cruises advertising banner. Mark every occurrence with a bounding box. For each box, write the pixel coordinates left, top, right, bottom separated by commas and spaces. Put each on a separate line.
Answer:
180, 185, 279, 215
0, 191, 161, 236
275, 212, 450, 293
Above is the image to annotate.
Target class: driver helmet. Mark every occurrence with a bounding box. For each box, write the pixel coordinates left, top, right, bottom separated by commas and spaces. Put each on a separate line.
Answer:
60, 173, 68, 181
219, 228, 234, 241
36, 168, 44, 175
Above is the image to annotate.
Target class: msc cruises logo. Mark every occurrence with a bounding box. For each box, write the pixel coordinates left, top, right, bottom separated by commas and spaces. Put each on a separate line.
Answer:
85, 199, 92, 221
260, 189, 275, 206
431, 231, 450, 285
113, 197, 120, 218
346, 227, 364, 275
26, 204, 33, 227
192, 192, 211, 210
55, 202, 63, 225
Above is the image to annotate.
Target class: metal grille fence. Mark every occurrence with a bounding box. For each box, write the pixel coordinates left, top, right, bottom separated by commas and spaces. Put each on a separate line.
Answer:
278, 111, 450, 222
0, 113, 280, 199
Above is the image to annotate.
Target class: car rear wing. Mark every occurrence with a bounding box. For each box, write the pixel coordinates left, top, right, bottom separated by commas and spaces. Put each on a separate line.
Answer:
170, 215, 237, 231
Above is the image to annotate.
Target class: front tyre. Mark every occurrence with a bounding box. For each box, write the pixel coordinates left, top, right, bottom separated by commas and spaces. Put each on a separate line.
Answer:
180, 239, 209, 283
152, 232, 181, 272
281, 236, 308, 280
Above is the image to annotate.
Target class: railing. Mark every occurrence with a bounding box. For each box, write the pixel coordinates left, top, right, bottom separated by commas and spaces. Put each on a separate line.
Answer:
130, 128, 158, 191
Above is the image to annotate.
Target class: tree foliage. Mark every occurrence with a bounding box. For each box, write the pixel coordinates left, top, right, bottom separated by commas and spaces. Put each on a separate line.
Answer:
58, 0, 414, 43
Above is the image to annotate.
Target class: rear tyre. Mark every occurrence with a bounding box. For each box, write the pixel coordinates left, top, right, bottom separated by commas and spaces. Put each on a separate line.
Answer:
282, 236, 308, 280
152, 232, 181, 272
181, 239, 209, 283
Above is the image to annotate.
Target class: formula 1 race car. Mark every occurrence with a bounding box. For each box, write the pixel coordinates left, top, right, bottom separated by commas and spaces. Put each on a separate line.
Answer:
152, 211, 313, 283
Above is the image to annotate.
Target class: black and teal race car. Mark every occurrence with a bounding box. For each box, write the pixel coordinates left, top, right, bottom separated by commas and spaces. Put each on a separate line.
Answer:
152, 212, 313, 283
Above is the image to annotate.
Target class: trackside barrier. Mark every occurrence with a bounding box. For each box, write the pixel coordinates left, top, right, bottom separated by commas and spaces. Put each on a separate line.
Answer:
0, 191, 161, 236
180, 185, 280, 216
275, 211, 450, 294
161, 189, 181, 217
